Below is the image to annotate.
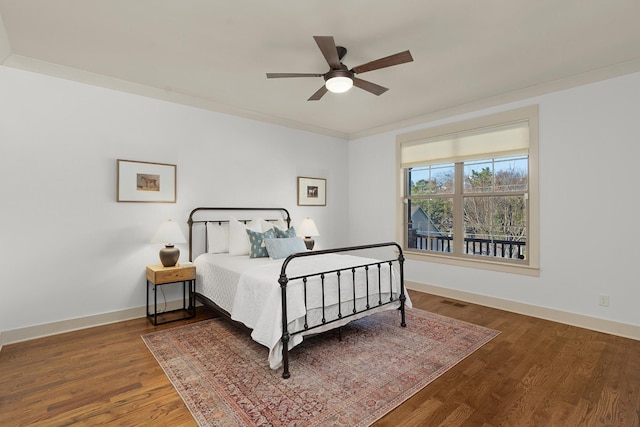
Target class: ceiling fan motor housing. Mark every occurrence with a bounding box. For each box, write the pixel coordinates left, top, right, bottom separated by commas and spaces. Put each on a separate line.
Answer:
324, 69, 352, 82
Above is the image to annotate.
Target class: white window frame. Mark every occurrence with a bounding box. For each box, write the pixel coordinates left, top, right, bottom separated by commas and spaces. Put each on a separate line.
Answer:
396, 105, 539, 276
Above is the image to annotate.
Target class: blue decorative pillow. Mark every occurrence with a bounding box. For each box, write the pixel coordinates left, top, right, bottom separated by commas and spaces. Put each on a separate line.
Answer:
264, 237, 307, 260
274, 226, 296, 239
246, 228, 276, 258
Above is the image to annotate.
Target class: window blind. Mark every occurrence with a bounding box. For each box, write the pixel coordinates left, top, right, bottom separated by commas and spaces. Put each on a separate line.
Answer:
400, 120, 529, 168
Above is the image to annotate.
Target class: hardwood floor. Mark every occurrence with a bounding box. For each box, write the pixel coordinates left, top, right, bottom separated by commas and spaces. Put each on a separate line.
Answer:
1, 290, 638, 426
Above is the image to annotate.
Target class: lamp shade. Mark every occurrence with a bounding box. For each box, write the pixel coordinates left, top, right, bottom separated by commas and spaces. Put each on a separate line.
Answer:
150, 219, 186, 244
151, 219, 186, 267
298, 218, 319, 237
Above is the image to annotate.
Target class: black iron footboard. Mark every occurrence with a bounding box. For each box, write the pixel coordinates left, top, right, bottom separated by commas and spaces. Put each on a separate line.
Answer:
278, 242, 406, 379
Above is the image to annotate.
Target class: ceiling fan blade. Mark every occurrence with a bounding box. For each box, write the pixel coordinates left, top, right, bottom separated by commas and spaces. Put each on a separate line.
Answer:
313, 36, 342, 69
266, 73, 323, 78
308, 85, 328, 101
352, 77, 388, 96
351, 50, 413, 74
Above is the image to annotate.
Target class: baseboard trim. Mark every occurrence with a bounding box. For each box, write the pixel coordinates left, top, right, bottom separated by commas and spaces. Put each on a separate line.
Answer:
3, 286, 638, 350
406, 281, 640, 341
0, 300, 190, 347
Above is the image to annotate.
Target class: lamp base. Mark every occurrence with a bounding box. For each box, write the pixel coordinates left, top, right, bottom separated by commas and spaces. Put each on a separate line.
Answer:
303, 237, 315, 251
159, 244, 180, 267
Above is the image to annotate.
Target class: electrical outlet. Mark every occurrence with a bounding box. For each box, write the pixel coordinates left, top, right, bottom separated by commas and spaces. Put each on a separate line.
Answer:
598, 295, 610, 307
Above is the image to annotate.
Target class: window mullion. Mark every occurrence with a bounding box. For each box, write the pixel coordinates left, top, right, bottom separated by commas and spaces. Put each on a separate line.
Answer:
453, 162, 464, 256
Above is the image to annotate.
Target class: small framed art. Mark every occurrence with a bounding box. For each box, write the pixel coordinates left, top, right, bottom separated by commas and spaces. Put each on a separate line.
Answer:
117, 159, 176, 203
297, 177, 326, 206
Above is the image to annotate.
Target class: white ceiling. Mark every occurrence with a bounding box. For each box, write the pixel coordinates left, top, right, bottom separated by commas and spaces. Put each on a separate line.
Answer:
1, 0, 640, 140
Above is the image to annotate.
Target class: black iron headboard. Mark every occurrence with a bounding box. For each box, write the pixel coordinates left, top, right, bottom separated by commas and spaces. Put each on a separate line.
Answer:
187, 207, 291, 261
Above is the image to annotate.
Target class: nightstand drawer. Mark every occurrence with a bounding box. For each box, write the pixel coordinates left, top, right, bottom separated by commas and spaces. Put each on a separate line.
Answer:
146, 265, 195, 285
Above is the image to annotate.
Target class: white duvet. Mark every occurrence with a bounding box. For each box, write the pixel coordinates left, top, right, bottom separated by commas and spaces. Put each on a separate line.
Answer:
195, 252, 412, 369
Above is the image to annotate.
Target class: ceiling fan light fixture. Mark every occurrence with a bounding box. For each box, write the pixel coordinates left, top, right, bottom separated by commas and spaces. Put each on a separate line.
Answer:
266, 36, 413, 100
325, 70, 353, 93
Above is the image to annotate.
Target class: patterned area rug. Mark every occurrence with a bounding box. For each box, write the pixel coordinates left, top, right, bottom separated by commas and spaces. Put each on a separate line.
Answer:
142, 309, 499, 426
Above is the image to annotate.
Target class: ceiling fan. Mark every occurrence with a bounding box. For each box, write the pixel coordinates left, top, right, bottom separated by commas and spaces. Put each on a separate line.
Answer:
266, 36, 413, 101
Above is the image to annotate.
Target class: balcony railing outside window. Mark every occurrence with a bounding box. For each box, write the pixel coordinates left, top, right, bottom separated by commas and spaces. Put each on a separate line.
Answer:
407, 227, 526, 260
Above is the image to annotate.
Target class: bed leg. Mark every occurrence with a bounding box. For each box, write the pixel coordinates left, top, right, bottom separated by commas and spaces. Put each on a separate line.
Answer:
397, 249, 407, 328
279, 272, 291, 379
281, 331, 290, 379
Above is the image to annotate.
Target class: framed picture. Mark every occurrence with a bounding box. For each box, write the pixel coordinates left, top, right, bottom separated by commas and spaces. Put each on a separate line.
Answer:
297, 177, 326, 206
117, 159, 176, 203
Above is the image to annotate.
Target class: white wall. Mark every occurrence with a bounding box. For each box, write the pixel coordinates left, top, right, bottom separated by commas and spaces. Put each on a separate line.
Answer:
349, 71, 640, 332
3, 64, 639, 343
0, 66, 348, 335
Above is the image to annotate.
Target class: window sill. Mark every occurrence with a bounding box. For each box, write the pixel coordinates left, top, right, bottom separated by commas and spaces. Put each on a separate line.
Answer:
404, 250, 540, 277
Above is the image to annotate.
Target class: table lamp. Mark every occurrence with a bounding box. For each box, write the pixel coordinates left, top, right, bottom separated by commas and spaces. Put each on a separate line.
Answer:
298, 217, 319, 250
150, 219, 186, 267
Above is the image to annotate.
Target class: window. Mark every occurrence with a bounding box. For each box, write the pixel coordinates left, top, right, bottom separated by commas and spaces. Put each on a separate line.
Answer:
396, 106, 539, 275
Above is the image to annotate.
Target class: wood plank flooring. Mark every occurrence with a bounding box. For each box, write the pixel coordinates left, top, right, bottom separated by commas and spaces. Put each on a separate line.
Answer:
1, 290, 638, 426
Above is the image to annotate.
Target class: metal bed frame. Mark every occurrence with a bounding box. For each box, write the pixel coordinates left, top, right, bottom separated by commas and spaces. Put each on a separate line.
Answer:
188, 207, 407, 378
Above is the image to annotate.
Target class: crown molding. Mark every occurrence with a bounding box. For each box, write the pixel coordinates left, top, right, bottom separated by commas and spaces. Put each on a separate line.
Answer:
2, 54, 350, 140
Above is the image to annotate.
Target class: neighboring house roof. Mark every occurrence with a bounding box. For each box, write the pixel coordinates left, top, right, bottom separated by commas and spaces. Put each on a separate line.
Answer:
410, 205, 446, 236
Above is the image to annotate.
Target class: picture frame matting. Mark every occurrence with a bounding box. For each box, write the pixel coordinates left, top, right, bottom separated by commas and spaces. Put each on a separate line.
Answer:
297, 176, 326, 206
117, 159, 176, 203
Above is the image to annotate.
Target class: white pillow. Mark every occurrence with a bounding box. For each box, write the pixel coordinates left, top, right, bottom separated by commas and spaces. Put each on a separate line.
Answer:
206, 222, 230, 253
257, 218, 288, 232
257, 218, 274, 232
229, 216, 262, 256
270, 218, 288, 231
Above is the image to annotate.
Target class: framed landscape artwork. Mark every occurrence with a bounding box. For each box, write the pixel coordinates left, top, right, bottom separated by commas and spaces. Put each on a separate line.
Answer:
117, 159, 176, 203
297, 177, 326, 206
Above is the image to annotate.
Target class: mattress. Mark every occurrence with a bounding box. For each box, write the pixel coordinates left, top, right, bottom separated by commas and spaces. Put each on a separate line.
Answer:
193, 253, 275, 313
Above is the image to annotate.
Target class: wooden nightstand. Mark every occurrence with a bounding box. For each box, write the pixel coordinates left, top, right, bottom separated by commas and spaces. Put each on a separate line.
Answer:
146, 264, 196, 325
